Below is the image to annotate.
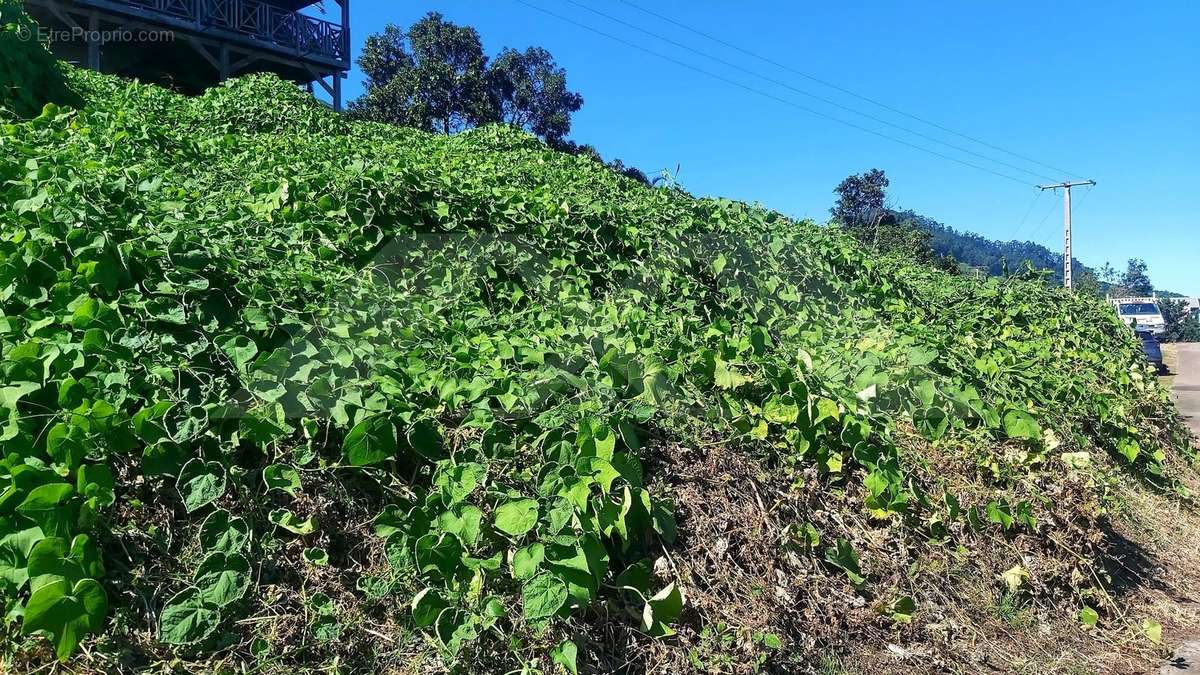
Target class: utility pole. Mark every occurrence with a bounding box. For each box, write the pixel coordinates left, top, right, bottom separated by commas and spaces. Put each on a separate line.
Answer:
1038, 179, 1096, 289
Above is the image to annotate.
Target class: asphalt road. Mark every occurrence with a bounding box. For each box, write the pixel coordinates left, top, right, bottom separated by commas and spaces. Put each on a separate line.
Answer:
1160, 344, 1200, 675
1173, 343, 1200, 442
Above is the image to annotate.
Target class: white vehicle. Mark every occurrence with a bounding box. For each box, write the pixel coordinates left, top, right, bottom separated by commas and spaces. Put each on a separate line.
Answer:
1109, 296, 1166, 335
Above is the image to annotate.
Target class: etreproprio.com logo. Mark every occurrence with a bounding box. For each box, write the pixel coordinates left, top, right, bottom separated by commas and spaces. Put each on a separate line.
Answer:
14, 23, 175, 44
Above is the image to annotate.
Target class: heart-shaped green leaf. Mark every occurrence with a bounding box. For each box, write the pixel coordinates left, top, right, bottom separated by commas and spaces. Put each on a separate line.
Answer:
194, 551, 251, 607
16, 483, 76, 539
343, 415, 396, 466
512, 543, 544, 580
522, 572, 567, 620
263, 463, 302, 496
22, 577, 107, 661
494, 498, 539, 537
303, 547, 329, 566
198, 509, 251, 554
176, 459, 226, 513
1002, 409, 1041, 441
158, 587, 221, 645
410, 587, 448, 627
269, 508, 315, 534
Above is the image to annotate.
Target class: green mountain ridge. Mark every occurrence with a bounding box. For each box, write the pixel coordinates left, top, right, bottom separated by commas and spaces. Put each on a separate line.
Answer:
902, 210, 1183, 296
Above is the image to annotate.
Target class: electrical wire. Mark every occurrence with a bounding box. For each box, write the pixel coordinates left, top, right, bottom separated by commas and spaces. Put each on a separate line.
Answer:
1073, 184, 1095, 211
1033, 184, 1095, 248
1008, 190, 1044, 241
1030, 197, 1062, 243
511, 0, 1035, 186
562, 0, 1059, 183
614, 0, 1085, 181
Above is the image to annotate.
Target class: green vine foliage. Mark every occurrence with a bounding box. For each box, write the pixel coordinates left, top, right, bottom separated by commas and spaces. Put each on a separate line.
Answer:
0, 29, 1192, 667
0, 1, 80, 120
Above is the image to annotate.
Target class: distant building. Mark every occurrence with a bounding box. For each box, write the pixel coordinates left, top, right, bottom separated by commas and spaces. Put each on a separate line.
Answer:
1185, 297, 1200, 321
24, 0, 350, 110
958, 264, 988, 280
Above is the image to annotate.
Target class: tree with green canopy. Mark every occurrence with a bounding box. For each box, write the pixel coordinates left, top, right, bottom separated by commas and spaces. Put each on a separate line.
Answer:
350, 13, 494, 134
831, 168, 890, 227
1117, 258, 1154, 296
487, 46, 583, 144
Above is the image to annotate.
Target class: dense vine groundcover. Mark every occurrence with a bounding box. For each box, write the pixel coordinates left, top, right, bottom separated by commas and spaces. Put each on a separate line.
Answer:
1, 13, 1198, 674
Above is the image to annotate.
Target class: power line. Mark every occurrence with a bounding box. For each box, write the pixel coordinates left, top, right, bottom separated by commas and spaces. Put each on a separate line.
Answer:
1064, 184, 1094, 265
1008, 189, 1044, 241
1073, 184, 1095, 211
614, 0, 1086, 181
1030, 197, 1061, 242
563, 0, 1059, 183
511, 0, 1034, 186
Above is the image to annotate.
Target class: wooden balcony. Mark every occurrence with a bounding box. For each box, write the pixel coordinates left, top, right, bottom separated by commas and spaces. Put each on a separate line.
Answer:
47, 0, 349, 69
27, 0, 350, 107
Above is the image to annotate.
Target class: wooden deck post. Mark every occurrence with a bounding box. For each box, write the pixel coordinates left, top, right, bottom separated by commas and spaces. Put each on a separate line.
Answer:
87, 13, 100, 70
336, 0, 349, 111
340, 0, 350, 61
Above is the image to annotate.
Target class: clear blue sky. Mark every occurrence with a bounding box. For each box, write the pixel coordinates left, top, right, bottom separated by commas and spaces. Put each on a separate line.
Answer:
324, 1, 1199, 294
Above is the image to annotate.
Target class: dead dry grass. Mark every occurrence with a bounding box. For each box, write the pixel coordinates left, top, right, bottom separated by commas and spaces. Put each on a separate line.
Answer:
1162, 343, 1180, 391
8, 435, 1200, 675
568, 436, 1200, 675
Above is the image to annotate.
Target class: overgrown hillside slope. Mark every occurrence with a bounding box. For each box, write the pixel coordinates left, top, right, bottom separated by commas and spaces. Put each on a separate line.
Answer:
1, 18, 1197, 674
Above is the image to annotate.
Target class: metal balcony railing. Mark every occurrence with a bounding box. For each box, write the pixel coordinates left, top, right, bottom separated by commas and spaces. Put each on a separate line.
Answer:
116, 0, 347, 62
